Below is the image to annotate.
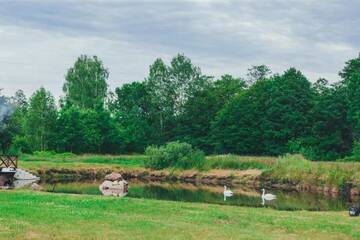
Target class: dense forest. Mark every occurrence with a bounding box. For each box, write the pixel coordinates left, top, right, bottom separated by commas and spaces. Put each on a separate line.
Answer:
0, 54, 360, 161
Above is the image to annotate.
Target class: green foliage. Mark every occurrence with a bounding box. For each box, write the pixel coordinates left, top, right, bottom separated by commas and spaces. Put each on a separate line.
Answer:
145, 54, 212, 142
211, 80, 270, 154
145, 141, 205, 169
299, 81, 352, 161
340, 56, 360, 135
338, 141, 360, 162
352, 140, 360, 157
246, 65, 272, 85
25, 87, 57, 152
63, 55, 108, 109
2, 54, 360, 160
110, 82, 153, 152
56, 106, 126, 154
211, 68, 313, 156
176, 75, 246, 153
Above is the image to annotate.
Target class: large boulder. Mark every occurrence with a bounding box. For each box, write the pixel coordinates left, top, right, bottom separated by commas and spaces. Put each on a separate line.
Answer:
104, 172, 123, 181
99, 180, 128, 197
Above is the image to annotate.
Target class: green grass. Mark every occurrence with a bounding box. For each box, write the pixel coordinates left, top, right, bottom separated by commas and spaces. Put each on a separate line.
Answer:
20, 153, 276, 171
265, 154, 360, 188
19, 154, 146, 170
0, 191, 359, 240
204, 154, 275, 170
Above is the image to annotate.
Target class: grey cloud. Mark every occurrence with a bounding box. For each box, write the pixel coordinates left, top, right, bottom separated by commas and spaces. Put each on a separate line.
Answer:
0, 0, 359, 98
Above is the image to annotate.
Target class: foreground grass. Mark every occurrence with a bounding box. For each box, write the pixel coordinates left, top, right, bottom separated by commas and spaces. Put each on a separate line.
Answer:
0, 191, 359, 240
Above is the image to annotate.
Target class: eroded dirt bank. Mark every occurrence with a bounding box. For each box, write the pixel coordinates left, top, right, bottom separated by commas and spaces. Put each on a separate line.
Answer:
32, 167, 360, 198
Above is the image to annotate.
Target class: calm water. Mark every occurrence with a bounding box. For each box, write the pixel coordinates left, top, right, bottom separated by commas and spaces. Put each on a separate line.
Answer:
37, 179, 357, 211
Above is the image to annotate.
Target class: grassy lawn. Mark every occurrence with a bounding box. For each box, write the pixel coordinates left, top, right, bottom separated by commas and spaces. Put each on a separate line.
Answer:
0, 191, 358, 240
19, 154, 146, 170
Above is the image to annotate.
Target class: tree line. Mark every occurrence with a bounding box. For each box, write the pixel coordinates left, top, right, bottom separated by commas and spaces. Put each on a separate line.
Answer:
0, 53, 360, 161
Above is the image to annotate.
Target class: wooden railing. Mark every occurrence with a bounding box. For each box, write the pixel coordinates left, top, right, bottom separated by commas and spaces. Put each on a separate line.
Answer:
0, 155, 18, 169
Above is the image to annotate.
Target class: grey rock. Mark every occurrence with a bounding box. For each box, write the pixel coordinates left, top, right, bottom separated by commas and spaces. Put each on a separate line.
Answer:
104, 172, 123, 181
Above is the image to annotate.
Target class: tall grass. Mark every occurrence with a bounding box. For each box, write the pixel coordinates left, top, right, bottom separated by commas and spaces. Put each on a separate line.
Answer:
267, 154, 360, 188
204, 155, 275, 170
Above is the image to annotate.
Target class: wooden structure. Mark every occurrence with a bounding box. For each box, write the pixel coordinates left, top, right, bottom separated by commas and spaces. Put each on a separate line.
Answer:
0, 155, 18, 169
0, 155, 18, 186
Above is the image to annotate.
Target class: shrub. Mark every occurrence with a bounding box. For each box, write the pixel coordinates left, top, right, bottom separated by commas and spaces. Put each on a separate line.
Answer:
144, 141, 205, 170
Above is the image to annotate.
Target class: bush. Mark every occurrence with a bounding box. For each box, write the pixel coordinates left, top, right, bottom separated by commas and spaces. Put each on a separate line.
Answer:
144, 141, 205, 170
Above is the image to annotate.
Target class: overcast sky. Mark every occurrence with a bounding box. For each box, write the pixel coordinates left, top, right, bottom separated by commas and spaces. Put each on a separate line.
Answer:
0, 0, 359, 99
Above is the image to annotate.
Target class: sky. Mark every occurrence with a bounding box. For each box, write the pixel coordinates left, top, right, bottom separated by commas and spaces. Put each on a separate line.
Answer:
0, 0, 359, 99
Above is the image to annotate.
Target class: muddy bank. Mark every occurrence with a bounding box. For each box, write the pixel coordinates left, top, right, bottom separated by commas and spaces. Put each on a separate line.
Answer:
34, 167, 261, 186
260, 177, 360, 199
32, 167, 360, 198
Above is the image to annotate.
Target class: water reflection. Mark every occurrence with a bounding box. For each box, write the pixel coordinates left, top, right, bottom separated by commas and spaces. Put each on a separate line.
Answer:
99, 180, 128, 197
39, 180, 356, 211
0, 179, 38, 189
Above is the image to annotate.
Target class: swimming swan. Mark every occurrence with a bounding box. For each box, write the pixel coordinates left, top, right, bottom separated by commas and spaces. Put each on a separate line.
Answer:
224, 186, 233, 196
223, 186, 233, 201
261, 188, 276, 201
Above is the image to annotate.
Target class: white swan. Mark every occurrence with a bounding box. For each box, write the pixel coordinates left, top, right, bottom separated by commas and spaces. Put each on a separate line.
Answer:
261, 188, 276, 201
223, 186, 233, 201
224, 186, 233, 196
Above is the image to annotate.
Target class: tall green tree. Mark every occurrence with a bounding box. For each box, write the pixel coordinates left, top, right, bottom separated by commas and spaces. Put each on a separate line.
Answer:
56, 106, 126, 154
110, 82, 152, 152
169, 54, 212, 114
145, 58, 173, 140
299, 81, 352, 160
145, 54, 211, 142
262, 68, 314, 155
176, 75, 246, 152
340, 55, 360, 138
211, 79, 271, 154
63, 55, 109, 109
246, 65, 272, 85
26, 87, 57, 151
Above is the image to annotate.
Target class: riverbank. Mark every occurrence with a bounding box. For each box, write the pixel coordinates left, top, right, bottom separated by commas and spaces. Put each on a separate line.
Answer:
0, 191, 359, 240
18, 153, 360, 196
